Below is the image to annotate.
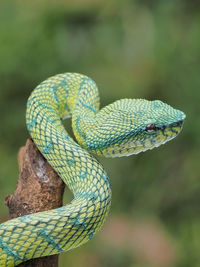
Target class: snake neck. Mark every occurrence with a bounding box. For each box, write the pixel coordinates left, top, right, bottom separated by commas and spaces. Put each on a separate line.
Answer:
70, 79, 99, 148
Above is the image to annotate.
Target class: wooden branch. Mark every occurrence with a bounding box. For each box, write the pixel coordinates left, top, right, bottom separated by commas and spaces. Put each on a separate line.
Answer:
4, 139, 65, 267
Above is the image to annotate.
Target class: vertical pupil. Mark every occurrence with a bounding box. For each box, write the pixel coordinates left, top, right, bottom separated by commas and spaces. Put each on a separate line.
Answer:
146, 124, 156, 131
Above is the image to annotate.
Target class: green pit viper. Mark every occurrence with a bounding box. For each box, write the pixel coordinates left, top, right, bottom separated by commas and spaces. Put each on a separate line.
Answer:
0, 73, 186, 266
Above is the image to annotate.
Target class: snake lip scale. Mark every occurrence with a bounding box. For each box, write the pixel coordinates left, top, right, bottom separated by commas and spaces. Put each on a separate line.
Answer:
0, 73, 186, 266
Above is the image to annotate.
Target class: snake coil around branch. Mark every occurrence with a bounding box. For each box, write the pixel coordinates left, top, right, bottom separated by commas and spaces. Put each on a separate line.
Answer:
0, 73, 185, 266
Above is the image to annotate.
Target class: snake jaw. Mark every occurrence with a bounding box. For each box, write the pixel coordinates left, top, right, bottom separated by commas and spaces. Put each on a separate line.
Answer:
100, 119, 185, 158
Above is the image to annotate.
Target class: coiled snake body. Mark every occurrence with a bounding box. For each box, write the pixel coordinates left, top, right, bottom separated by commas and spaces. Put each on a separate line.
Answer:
0, 73, 185, 266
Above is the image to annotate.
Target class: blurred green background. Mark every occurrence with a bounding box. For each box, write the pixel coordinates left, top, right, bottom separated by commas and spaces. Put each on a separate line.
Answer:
0, 0, 199, 266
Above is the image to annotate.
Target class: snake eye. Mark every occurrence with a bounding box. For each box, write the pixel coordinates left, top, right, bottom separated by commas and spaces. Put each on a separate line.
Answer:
145, 124, 156, 132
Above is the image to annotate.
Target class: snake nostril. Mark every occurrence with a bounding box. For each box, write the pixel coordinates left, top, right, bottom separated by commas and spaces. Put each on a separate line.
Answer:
171, 120, 183, 127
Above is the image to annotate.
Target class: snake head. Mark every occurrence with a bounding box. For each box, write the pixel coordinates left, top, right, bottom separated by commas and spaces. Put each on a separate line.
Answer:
86, 99, 186, 157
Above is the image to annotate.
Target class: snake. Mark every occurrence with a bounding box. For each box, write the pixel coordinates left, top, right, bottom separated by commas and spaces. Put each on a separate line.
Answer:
0, 73, 186, 266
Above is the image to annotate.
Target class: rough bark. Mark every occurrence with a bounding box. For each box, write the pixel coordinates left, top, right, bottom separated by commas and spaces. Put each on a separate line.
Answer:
4, 139, 65, 267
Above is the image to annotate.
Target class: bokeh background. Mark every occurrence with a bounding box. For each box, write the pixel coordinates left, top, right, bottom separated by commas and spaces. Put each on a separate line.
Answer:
0, 0, 199, 266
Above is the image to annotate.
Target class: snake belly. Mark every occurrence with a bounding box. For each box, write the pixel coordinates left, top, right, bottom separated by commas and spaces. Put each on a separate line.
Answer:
0, 73, 112, 266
